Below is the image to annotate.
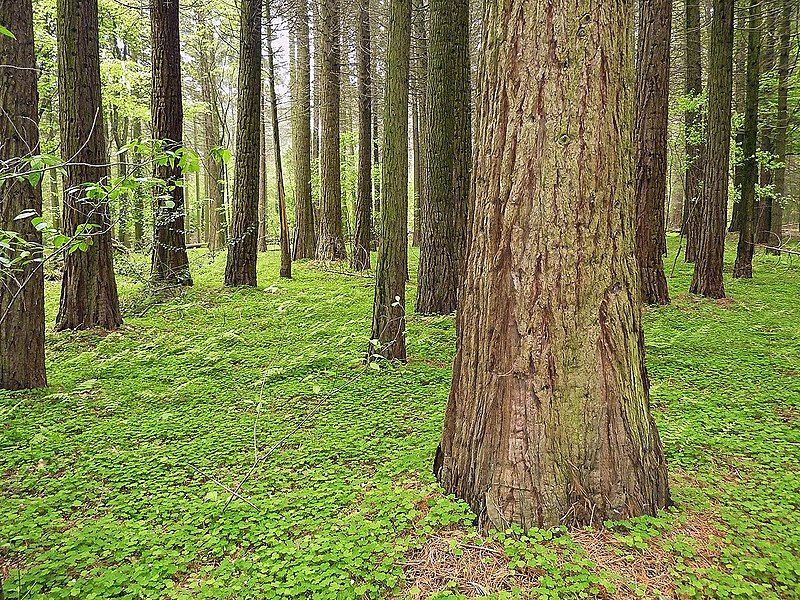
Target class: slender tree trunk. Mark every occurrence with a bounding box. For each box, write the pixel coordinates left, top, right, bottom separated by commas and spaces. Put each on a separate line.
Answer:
416, 0, 470, 314
634, 0, 671, 305
690, 0, 734, 298
258, 93, 268, 252
0, 0, 47, 389
196, 8, 225, 252
312, 11, 321, 165
150, 0, 192, 286
132, 118, 145, 248
56, 0, 122, 330
373, 97, 381, 218
293, 0, 316, 259
756, 12, 776, 244
733, 0, 761, 279
224, 0, 261, 286
369, 0, 411, 362
316, 0, 347, 260
684, 0, 703, 262
435, 0, 670, 531
265, 2, 292, 278
411, 0, 427, 249
352, 0, 373, 271
768, 0, 792, 255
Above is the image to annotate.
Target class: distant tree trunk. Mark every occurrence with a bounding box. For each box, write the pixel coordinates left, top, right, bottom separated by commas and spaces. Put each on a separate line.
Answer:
150, 0, 192, 286
132, 118, 145, 247
258, 93, 268, 252
434, 0, 670, 531
351, 0, 373, 271
224, 0, 261, 286
265, 2, 292, 278
729, 7, 749, 234
196, 9, 225, 251
370, 0, 411, 361
690, 0, 734, 298
768, 0, 791, 255
416, 0, 470, 314
292, 0, 316, 259
373, 95, 381, 217
56, 0, 122, 331
684, 0, 703, 262
312, 11, 321, 165
634, 0, 671, 305
733, 0, 761, 279
0, 0, 47, 390
316, 0, 347, 260
411, 0, 427, 249
756, 12, 776, 245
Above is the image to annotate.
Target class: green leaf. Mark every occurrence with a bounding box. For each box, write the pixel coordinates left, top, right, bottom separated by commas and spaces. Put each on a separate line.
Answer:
0, 25, 16, 39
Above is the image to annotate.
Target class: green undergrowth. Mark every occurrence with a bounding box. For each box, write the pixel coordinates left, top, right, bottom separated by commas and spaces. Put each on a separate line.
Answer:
1, 235, 798, 599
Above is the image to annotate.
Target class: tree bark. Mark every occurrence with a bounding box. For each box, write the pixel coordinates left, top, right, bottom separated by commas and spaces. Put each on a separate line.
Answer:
416, 0, 471, 315
224, 0, 261, 286
131, 118, 145, 248
150, 0, 192, 286
690, 0, 734, 299
768, 0, 792, 255
683, 0, 703, 262
258, 93, 268, 253
265, 2, 292, 278
351, 0, 373, 271
434, 0, 670, 531
0, 0, 47, 389
733, 0, 761, 279
369, 0, 411, 362
316, 0, 347, 261
56, 0, 122, 331
292, 0, 316, 260
634, 0, 671, 305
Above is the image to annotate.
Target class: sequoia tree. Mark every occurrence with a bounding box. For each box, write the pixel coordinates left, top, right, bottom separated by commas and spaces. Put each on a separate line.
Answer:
316, 0, 347, 261
434, 0, 671, 529
416, 0, 471, 314
351, 0, 373, 271
690, 0, 734, 298
0, 0, 47, 389
151, 0, 192, 286
56, 0, 122, 330
634, 0, 671, 305
683, 0, 703, 262
369, 0, 411, 362
224, 0, 261, 286
733, 0, 761, 278
292, 0, 316, 260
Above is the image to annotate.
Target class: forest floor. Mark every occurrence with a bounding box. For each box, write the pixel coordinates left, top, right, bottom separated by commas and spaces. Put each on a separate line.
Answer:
1, 235, 799, 600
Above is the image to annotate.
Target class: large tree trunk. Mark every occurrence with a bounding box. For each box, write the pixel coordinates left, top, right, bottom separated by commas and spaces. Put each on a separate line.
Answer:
634, 0, 671, 305
768, 0, 792, 255
690, 0, 734, 299
258, 93, 268, 253
224, 0, 261, 286
56, 0, 122, 331
265, 2, 292, 278
416, 0, 470, 315
0, 0, 47, 390
434, 0, 670, 531
370, 0, 411, 362
150, 0, 192, 286
292, 0, 316, 260
683, 0, 703, 262
351, 0, 373, 271
316, 0, 347, 261
733, 0, 761, 279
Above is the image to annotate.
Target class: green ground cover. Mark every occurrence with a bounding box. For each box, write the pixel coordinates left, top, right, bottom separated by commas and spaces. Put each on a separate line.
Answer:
1, 236, 799, 599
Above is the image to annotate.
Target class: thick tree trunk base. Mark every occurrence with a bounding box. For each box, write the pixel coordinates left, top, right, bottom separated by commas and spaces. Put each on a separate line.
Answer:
640, 267, 670, 305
